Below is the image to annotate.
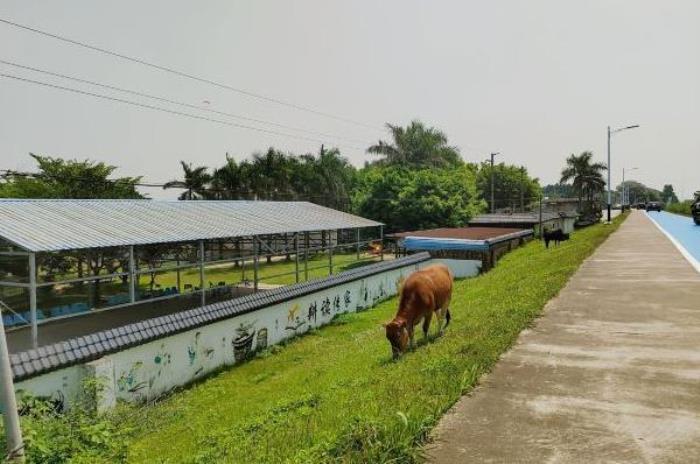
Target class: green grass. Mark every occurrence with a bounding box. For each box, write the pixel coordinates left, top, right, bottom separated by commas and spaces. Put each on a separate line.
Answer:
8, 215, 625, 463
665, 200, 693, 217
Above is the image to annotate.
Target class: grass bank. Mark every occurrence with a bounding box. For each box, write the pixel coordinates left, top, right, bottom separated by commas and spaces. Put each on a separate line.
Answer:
7, 215, 625, 463
665, 201, 693, 217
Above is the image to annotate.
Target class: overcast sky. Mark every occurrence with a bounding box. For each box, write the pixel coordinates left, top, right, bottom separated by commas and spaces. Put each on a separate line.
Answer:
1, 1, 698, 199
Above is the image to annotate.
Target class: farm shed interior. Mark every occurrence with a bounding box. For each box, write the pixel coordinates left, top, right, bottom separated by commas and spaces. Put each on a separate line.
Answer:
0, 199, 383, 352
388, 227, 534, 271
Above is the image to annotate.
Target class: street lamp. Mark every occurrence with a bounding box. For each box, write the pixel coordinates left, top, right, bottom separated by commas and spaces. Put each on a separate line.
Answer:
607, 124, 639, 222
622, 167, 638, 209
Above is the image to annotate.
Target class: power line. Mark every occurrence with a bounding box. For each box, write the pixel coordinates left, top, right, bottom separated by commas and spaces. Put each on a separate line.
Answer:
0, 73, 365, 151
0, 17, 382, 132
0, 59, 368, 146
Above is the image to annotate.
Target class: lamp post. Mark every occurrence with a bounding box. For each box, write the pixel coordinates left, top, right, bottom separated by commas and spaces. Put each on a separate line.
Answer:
622, 167, 638, 209
607, 125, 639, 222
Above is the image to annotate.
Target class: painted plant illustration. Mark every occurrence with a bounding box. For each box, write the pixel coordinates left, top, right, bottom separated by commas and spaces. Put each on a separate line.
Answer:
286, 303, 306, 332
233, 321, 256, 362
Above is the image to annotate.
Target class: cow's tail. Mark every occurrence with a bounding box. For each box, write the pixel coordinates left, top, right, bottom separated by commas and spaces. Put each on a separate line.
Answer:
445, 308, 451, 328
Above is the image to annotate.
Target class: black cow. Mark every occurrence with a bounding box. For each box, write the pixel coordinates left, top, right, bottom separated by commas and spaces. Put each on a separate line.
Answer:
543, 229, 570, 248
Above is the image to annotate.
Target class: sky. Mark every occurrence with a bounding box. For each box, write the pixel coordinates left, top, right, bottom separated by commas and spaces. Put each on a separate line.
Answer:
1, 1, 698, 200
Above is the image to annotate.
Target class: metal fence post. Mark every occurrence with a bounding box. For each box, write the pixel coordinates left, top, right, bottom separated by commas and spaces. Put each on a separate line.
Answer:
29, 252, 37, 349
356, 228, 360, 261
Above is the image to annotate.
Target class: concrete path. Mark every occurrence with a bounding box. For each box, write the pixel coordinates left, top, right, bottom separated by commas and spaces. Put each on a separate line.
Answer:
427, 211, 700, 463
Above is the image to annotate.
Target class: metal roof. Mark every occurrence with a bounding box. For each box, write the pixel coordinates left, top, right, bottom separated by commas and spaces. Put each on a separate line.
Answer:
469, 212, 562, 225
0, 200, 382, 252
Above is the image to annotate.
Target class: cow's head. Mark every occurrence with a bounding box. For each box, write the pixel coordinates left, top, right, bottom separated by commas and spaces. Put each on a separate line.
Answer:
385, 319, 409, 359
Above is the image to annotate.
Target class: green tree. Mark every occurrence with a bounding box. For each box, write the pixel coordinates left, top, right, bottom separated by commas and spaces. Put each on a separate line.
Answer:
661, 184, 679, 204
0, 154, 143, 199
476, 163, 541, 211
352, 165, 485, 232
560, 152, 607, 211
210, 154, 249, 199
163, 161, 212, 200
367, 121, 461, 168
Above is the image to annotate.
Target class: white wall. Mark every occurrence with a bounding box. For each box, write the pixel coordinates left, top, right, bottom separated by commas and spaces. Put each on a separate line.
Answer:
15, 260, 424, 409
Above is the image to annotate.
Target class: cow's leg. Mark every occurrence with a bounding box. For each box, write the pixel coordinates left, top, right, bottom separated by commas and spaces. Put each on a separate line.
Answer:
422, 311, 433, 339
408, 324, 416, 349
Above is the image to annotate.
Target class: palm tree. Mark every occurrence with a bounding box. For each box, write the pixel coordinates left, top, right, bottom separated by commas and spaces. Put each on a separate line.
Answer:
248, 148, 295, 200
367, 121, 461, 168
560, 151, 607, 212
163, 161, 212, 200
211, 154, 247, 199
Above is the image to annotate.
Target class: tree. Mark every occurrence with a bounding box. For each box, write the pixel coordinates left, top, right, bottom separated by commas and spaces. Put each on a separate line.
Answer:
247, 148, 297, 200
352, 165, 485, 232
210, 154, 249, 199
661, 184, 679, 204
163, 161, 212, 200
476, 163, 541, 212
560, 152, 607, 211
367, 121, 462, 168
616, 181, 661, 204
0, 153, 143, 199
542, 183, 576, 199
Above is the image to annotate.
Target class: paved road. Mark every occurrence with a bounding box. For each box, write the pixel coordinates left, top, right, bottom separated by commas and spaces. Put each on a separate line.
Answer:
646, 211, 700, 271
427, 211, 700, 463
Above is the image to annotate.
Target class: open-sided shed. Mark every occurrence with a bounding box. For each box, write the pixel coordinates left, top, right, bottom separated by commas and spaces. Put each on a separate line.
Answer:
0, 200, 383, 350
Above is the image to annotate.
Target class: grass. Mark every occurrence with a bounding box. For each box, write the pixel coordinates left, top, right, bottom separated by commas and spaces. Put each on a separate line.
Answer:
665, 201, 693, 217
7, 215, 625, 463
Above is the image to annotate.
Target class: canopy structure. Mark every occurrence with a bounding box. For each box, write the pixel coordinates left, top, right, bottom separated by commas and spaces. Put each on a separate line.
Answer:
0, 200, 384, 351
0, 200, 381, 252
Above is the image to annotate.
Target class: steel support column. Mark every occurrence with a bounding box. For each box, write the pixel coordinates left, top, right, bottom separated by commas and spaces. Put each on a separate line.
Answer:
29, 252, 37, 349
304, 232, 309, 281
328, 230, 334, 275
199, 240, 205, 308
379, 225, 384, 261
128, 245, 136, 303
356, 228, 360, 261
294, 233, 300, 283
253, 236, 259, 292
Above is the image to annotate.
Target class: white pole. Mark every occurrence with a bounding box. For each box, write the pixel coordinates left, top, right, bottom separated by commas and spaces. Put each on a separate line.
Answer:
0, 311, 24, 462
607, 126, 612, 223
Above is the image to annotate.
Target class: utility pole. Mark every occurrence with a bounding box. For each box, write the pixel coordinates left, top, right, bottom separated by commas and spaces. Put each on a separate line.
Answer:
0, 302, 24, 462
607, 124, 639, 222
490, 153, 499, 213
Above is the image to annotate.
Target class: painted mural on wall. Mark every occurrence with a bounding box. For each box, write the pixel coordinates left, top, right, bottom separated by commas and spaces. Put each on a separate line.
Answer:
233, 321, 256, 362
16, 261, 424, 408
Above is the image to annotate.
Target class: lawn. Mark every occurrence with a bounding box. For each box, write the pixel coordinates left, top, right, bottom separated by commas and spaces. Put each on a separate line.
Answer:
8, 215, 625, 463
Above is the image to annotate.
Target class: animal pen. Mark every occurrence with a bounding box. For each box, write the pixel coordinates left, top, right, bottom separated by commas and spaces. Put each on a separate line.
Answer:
0, 200, 384, 353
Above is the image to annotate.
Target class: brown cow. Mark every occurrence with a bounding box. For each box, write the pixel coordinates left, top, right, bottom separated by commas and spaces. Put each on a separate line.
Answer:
385, 264, 453, 359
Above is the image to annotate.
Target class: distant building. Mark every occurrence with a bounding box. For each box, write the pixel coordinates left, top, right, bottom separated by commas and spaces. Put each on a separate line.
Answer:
387, 227, 533, 272
469, 211, 577, 235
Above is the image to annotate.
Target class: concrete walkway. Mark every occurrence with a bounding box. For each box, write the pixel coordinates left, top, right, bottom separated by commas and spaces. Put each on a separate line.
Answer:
428, 211, 700, 463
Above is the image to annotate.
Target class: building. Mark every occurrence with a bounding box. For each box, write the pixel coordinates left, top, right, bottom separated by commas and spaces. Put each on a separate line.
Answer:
469, 211, 577, 235
387, 227, 534, 273
0, 199, 383, 352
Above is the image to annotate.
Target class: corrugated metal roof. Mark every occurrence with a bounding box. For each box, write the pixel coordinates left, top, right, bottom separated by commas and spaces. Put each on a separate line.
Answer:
0, 200, 382, 252
469, 212, 561, 225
